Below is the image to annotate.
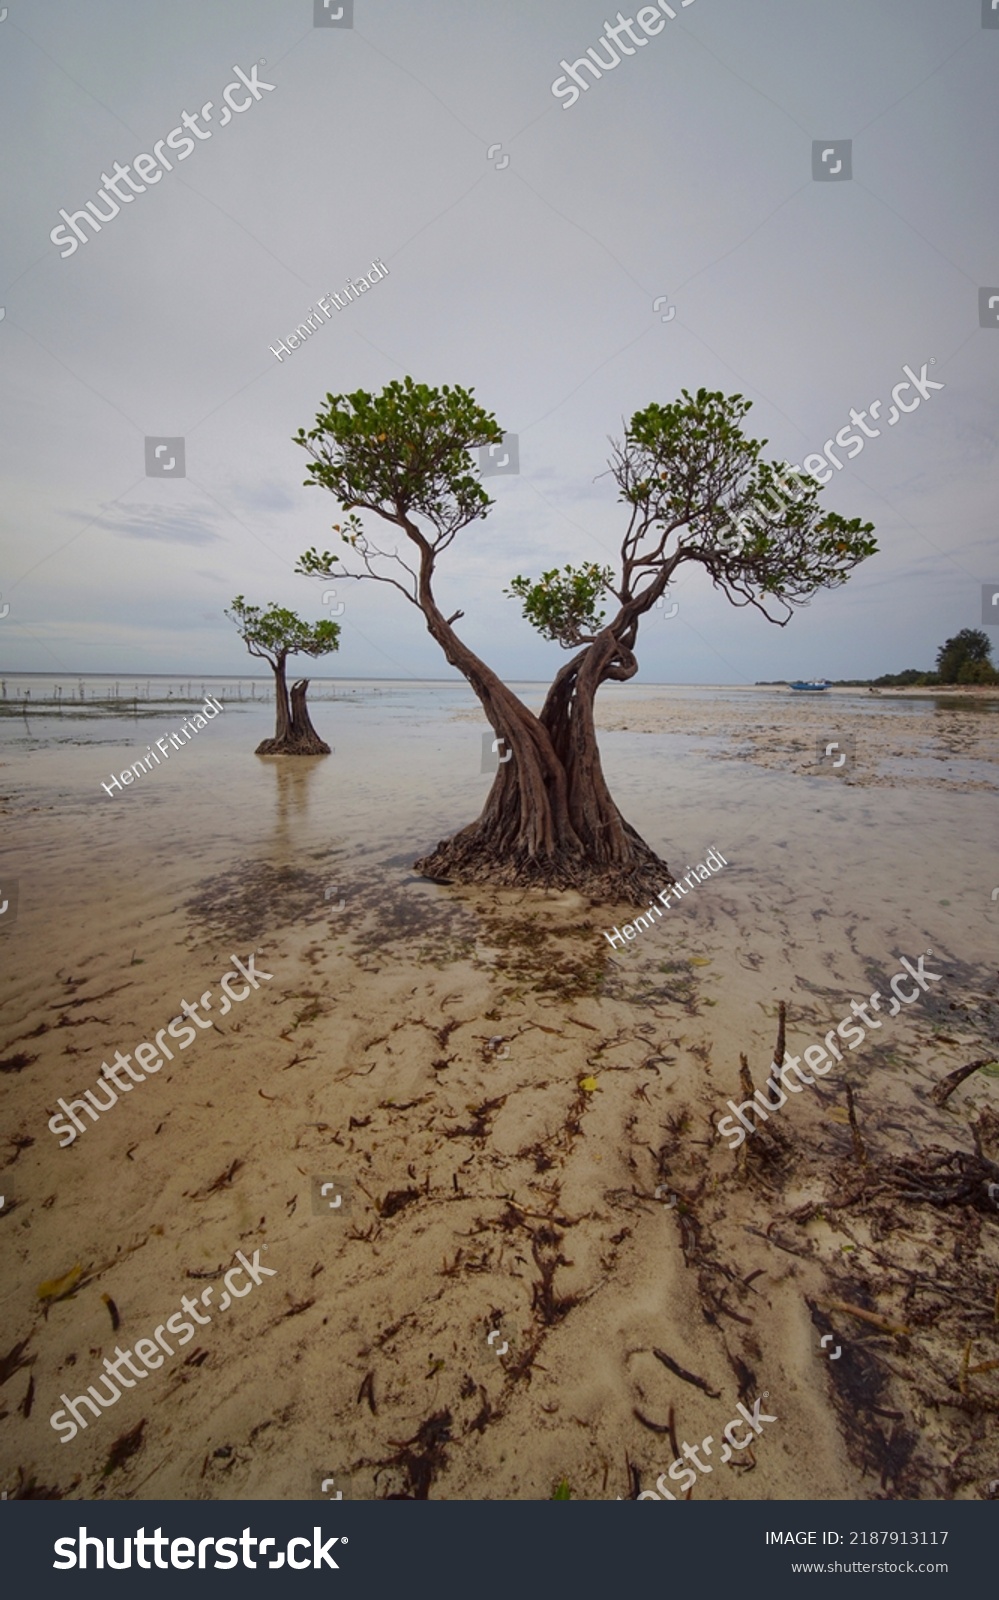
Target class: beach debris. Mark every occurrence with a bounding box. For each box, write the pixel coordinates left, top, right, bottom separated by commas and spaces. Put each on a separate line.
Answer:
652, 1347, 721, 1398
380, 1409, 452, 1500
632, 1407, 673, 1434
551, 1477, 572, 1499
959, 1339, 972, 1397
5, 1469, 64, 1499
0, 1338, 35, 1388
280, 1297, 316, 1319
37, 1264, 83, 1303
101, 1419, 146, 1478
357, 1371, 377, 1415
6, 1132, 33, 1163
931, 1056, 999, 1107
186, 1159, 243, 1199
443, 1095, 506, 1141
772, 1001, 786, 1069
819, 1300, 910, 1337
101, 1292, 120, 1331
845, 1084, 866, 1165
887, 1147, 999, 1212
19, 1374, 35, 1417
579, 1075, 599, 1092
378, 1187, 420, 1219
1, 1053, 38, 1074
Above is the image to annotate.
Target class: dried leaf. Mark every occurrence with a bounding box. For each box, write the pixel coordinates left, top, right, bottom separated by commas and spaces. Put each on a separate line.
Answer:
37, 1264, 83, 1302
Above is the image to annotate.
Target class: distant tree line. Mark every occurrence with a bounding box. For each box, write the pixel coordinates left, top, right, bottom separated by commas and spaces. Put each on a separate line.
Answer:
757, 628, 998, 688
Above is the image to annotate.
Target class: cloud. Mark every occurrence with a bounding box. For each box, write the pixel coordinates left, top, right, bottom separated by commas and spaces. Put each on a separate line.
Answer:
226, 481, 298, 514
86, 504, 226, 546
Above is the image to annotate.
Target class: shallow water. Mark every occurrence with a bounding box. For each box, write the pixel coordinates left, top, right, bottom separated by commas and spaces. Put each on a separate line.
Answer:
2, 679, 996, 991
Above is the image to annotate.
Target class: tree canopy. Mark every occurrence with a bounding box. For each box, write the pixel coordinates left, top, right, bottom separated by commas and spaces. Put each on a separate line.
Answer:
226, 596, 340, 756
225, 596, 341, 667
292, 378, 877, 895
935, 627, 997, 685
505, 389, 877, 651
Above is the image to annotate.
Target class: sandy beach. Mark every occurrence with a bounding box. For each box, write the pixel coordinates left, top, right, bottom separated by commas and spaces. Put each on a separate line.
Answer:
1, 681, 998, 1501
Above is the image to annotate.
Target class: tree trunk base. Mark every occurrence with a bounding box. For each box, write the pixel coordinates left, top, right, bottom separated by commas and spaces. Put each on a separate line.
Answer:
414, 827, 674, 903
254, 734, 331, 756
255, 678, 331, 755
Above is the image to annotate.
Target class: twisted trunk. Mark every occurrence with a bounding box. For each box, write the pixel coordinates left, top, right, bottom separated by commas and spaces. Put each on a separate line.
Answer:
414, 613, 672, 898
256, 667, 331, 756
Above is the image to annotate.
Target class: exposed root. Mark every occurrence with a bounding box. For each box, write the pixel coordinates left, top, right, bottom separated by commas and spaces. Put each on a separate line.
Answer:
414, 832, 673, 902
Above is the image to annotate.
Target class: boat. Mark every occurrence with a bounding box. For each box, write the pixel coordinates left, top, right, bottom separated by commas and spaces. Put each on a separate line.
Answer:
789, 680, 830, 691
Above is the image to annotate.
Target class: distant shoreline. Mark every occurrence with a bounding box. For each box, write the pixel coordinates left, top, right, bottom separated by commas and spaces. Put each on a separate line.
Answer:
2, 672, 998, 698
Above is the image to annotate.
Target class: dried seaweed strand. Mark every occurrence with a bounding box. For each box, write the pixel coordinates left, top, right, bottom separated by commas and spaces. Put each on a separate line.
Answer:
652, 1347, 720, 1398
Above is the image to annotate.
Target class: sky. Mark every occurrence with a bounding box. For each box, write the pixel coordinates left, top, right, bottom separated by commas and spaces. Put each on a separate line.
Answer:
1, 0, 998, 686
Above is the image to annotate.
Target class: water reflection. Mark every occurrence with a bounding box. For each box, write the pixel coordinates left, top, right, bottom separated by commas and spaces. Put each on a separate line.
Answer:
931, 696, 999, 715
258, 754, 328, 863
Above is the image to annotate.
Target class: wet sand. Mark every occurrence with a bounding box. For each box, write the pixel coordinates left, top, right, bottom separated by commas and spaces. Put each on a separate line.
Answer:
1, 684, 998, 1501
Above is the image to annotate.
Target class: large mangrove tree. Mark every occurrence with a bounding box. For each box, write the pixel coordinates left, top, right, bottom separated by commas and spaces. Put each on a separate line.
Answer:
295, 378, 875, 897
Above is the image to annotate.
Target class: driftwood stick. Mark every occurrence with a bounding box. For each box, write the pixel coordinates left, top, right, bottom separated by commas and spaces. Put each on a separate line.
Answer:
931, 1058, 998, 1108
845, 1083, 867, 1166
773, 1001, 786, 1070
739, 1052, 755, 1099
959, 1339, 972, 1397
820, 1299, 910, 1335
652, 1347, 721, 1398
632, 1407, 673, 1434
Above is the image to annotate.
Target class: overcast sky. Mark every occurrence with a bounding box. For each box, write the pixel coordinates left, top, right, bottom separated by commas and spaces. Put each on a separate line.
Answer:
2, 0, 997, 685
